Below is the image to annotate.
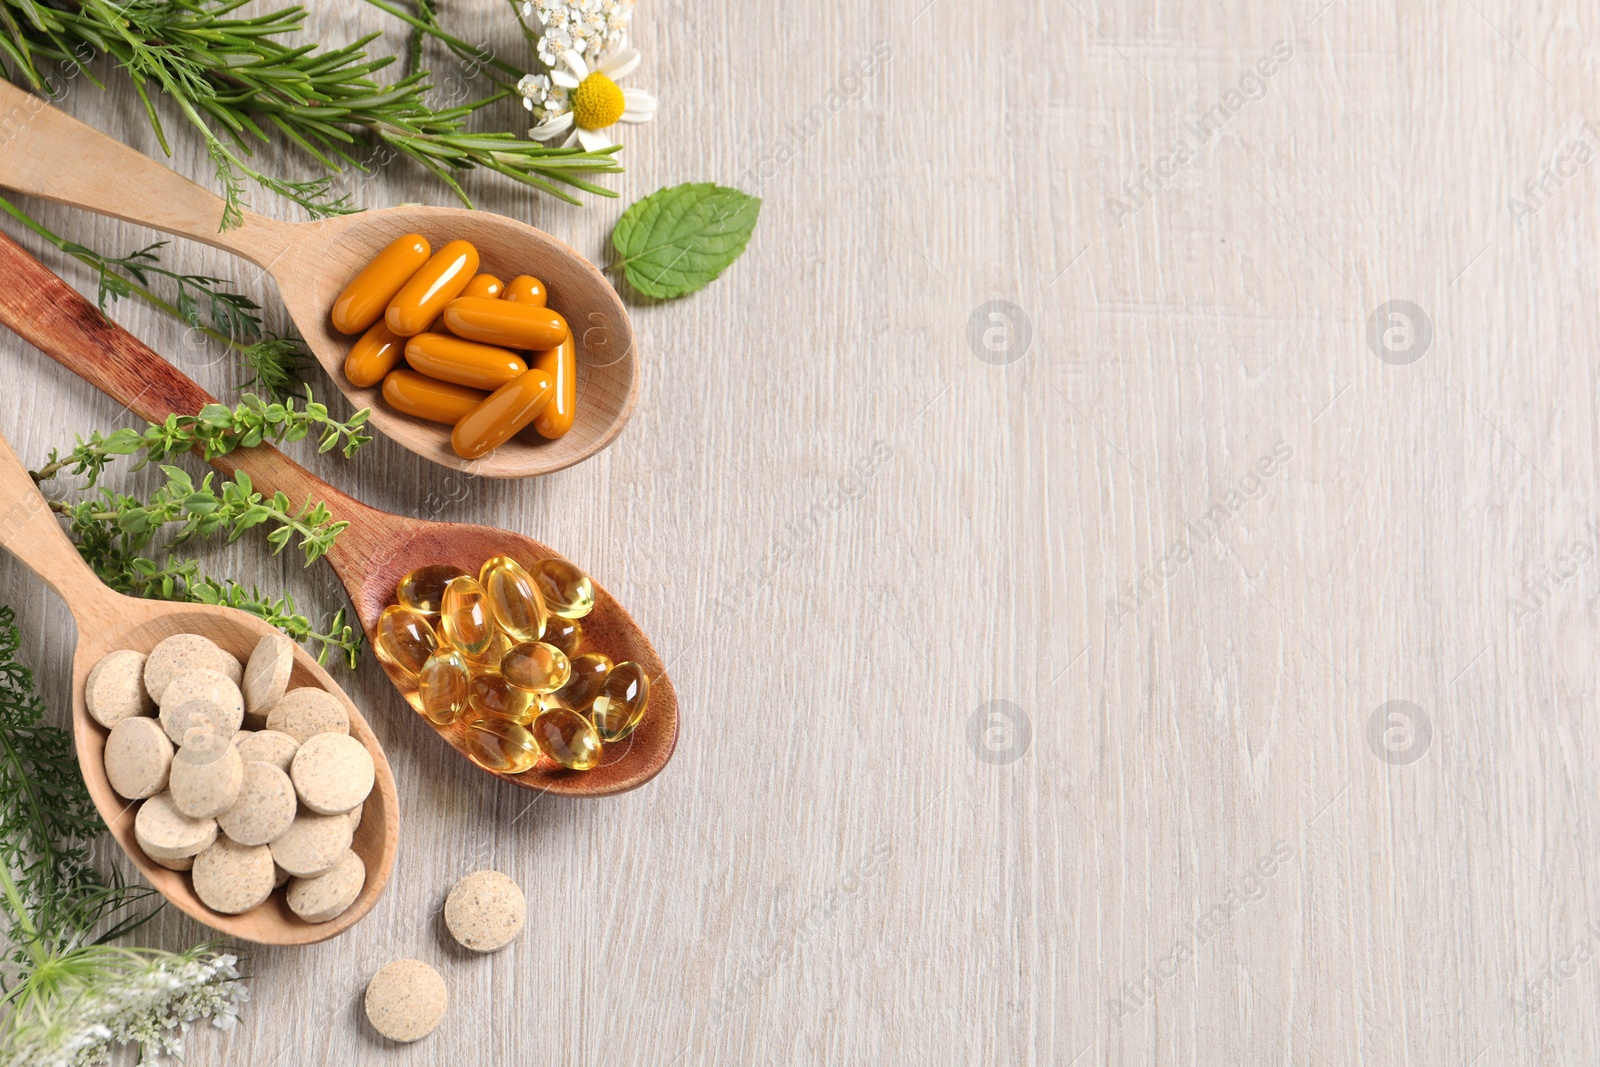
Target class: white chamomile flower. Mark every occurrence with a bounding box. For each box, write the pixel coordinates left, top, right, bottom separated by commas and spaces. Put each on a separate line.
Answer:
527, 46, 656, 150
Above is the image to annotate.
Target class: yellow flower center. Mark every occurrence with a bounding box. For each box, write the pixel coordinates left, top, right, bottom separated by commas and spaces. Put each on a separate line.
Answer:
570, 72, 625, 129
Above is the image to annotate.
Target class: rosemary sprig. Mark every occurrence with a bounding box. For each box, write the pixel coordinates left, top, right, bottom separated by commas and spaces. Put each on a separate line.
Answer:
33, 391, 372, 488
0, 195, 307, 398
0, 0, 622, 220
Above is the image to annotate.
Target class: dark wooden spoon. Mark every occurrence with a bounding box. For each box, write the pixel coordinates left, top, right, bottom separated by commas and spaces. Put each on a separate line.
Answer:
0, 229, 677, 797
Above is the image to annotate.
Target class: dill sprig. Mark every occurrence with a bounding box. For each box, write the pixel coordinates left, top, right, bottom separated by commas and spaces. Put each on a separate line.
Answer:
0, 0, 621, 220
0, 605, 245, 1063
0, 195, 308, 398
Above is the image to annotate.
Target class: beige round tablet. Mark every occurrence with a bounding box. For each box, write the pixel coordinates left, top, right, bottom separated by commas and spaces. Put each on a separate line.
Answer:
346, 803, 364, 834
134, 793, 217, 861
104, 717, 174, 800
287, 849, 366, 923
365, 959, 447, 1043
192, 837, 275, 914
444, 869, 526, 952
270, 810, 354, 877
169, 743, 243, 819
265, 687, 349, 743
86, 650, 154, 728
158, 668, 244, 742
291, 733, 375, 815
273, 862, 290, 887
217, 761, 297, 845
151, 852, 194, 872
236, 729, 299, 773
243, 633, 296, 725
144, 634, 241, 702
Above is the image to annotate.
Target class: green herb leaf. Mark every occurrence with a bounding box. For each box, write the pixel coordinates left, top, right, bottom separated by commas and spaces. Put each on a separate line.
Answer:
610, 183, 761, 300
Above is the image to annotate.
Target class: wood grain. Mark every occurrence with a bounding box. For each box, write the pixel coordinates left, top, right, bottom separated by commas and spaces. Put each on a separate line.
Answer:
0, 0, 1591, 1062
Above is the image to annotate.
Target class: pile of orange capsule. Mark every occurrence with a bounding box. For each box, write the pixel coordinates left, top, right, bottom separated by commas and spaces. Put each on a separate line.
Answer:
372, 556, 648, 774
331, 234, 576, 460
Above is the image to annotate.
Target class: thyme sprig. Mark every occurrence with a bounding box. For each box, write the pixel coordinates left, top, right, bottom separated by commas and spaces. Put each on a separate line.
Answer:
33, 391, 372, 488
32, 397, 370, 667
53, 468, 348, 566
0, 0, 622, 220
0, 194, 307, 398
60, 500, 362, 668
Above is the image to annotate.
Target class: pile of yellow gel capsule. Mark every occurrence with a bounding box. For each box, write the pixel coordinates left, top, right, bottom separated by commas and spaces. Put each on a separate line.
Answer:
373, 556, 648, 774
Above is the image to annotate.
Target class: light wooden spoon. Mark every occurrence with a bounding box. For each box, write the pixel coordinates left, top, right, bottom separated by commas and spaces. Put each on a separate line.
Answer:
0, 229, 678, 798
0, 79, 637, 479
0, 429, 398, 946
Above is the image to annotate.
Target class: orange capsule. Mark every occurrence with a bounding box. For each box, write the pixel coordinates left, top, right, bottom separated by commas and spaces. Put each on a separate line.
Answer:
442, 296, 568, 350
386, 239, 479, 336
459, 273, 505, 300
343, 320, 405, 388
451, 369, 554, 460
405, 333, 528, 391
502, 275, 547, 306
330, 233, 430, 334
530, 334, 576, 439
382, 369, 486, 425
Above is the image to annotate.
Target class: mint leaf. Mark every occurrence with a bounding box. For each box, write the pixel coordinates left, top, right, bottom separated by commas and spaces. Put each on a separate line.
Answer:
610, 183, 761, 299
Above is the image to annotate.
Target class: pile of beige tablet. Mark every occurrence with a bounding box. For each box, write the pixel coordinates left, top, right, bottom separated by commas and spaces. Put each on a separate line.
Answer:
92, 631, 374, 923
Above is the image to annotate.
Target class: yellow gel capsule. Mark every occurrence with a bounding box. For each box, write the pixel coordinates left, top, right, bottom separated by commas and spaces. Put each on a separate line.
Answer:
417, 648, 471, 726
530, 557, 595, 619
382, 369, 486, 425
467, 671, 518, 720
344, 319, 405, 388
530, 334, 576, 440
374, 604, 438, 679
590, 661, 649, 742
530, 706, 602, 771
546, 652, 611, 712
459, 717, 539, 774
395, 563, 468, 617
459, 273, 505, 300
331, 233, 430, 334
479, 555, 548, 642
450, 369, 554, 460
502, 275, 547, 306
540, 615, 581, 657
405, 332, 528, 391
502, 641, 571, 695
440, 575, 496, 657
386, 239, 480, 336
442, 296, 569, 350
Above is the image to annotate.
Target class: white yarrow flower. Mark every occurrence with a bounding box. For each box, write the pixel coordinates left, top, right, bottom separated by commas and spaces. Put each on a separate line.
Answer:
523, 0, 633, 69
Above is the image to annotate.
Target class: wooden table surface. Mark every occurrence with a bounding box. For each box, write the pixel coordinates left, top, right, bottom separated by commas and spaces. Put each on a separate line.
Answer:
0, 0, 1593, 1063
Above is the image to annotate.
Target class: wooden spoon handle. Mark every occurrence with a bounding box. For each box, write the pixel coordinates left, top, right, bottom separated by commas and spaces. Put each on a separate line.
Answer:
0, 427, 119, 618
0, 79, 292, 266
0, 227, 392, 580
